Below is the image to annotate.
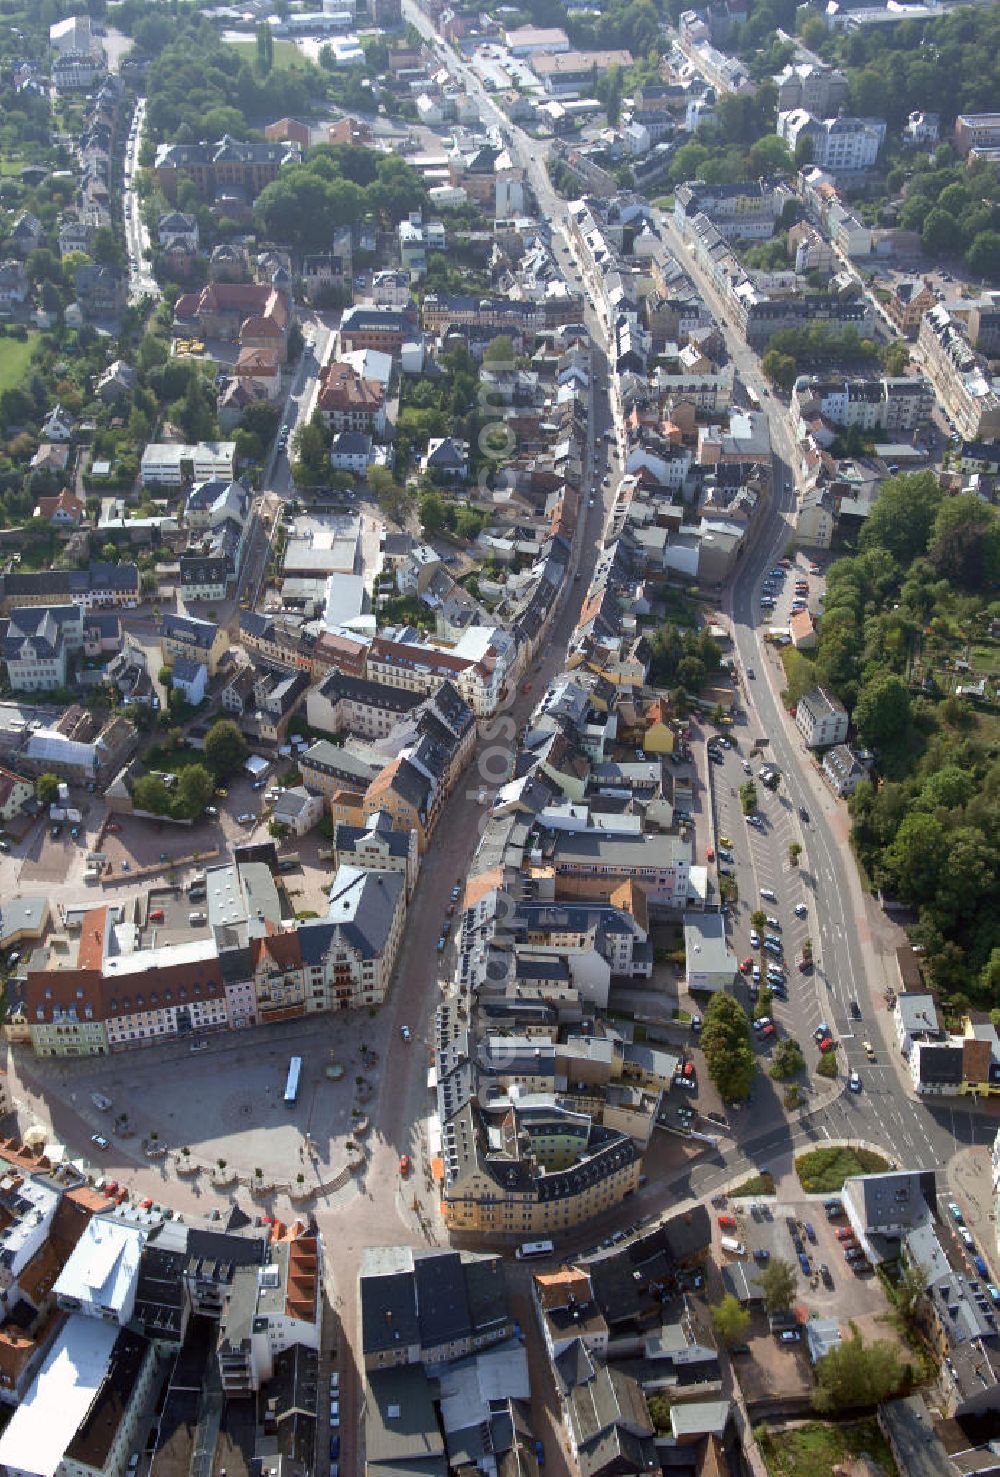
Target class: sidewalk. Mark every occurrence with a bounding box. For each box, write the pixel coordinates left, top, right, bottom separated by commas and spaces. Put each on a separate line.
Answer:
947, 1144, 997, 1275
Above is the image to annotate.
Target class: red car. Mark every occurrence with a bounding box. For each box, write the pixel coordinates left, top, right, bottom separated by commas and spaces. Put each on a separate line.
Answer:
682, 1061, 695, 1078
740, 956, 754, 974
399, 1154, 411, 1176
761, 1023, 776, 1038
139, 1198, 154, 1210
818, 1036, 835, 1053
149, 908, 164, 922
706, 846, 715, 861
836, 1227, 854, 1242
718, 1214, 736, 1229
106, 822, 121, 834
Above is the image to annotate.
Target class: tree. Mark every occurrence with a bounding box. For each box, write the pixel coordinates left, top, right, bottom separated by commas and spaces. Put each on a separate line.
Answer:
881, 339, 910, 375
740, 781, 758, 815
750, 909, 767, 935
761, 348, 797, 391
928, 494, 1000, 591
921, 207, 963, 257
859, 472, 942, 565
789, 842, 802, 866
483, 335, 516, 367
882, 811, 945, 903
132, 775, 172, 816
711, 1294, 751, 1346
204, 719, 247, 777
770, 1039, 805, 1080
895, 1260, 928, 1321
813, 1325, 904, 1412
758, 1256, 798, 1313
700, 993, 756, 1102
174, 764, 214, 819
255, 21, 273, 75
35, 773, 60, 807
854, 672, 911, 748
966, 230, 1000, 279
419, 488, 447, 535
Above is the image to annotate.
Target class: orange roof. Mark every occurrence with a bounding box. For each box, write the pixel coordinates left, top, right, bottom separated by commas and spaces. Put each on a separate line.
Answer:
534, 1268, 591, 1310
77, 907, 108, 972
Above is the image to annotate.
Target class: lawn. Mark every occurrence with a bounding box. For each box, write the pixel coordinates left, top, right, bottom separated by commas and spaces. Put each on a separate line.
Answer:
143, 743, 212, 774
731, 1171, 776, 1197
795, 1146, 890, 1193
226, 37, 310, 70
757, 1418, 898, 1477
0, 331, 39, 395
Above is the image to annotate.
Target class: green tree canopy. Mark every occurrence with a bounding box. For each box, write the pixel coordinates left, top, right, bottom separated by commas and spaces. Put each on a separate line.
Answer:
204, 719, 247, 777
853, 672, 911, 749
813, 1325, 905, 1412
35, 773, 60, 807
710, 1294, 751, 1346
700, 993, 755, 1102
758, 1256, 798, 1313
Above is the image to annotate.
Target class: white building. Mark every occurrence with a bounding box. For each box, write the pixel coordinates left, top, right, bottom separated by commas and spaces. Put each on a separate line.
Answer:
271, 785, 324, 836
54, 1218, 145, 1325
140, 442, 237, 488
795, 686, 849, 749
683, 912, 737, 993
777, 110, 885, 172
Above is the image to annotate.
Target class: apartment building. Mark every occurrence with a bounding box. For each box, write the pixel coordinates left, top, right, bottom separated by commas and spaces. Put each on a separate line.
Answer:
0, 562, 139, 614
795, 686, 849, 748
792, 374, 931, 433
777, 111, 885, 173
673, 178, 790, 240
917, 305, 1000, 442
532, 828, 691, 909
217, 1227, 320, 1395
306, 671, 422, 739
160, 612, 229, 676
315, 361, 387, 436
359, 1246, 512, 1373
774, 62, 848, 115
0, 604, 86, 691
333, 811, 419, 897
437, 1091, 642, 1237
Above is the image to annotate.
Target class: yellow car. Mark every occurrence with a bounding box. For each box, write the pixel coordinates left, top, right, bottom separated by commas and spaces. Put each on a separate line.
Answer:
719, 835, 732, 848
863, 1040, 875, 1059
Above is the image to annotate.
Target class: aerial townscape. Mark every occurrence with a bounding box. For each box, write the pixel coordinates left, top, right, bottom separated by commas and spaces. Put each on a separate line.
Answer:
0, 0, 999, 1475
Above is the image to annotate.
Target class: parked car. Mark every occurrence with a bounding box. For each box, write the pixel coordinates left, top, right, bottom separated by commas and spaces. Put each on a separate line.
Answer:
91, 1133, 110, 1151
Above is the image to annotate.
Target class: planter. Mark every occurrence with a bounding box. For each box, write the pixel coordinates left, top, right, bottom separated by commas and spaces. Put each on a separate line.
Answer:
211, 1169, 237, 1187
176, 1159, 199, 1177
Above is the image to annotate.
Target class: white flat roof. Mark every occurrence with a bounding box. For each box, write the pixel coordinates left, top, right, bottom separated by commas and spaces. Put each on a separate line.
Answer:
103, 936, 216, 975
0, 1316, 119, 1477
54, 1217, 145, 1314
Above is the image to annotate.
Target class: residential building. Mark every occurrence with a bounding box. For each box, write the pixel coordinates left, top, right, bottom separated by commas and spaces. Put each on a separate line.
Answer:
217, 1227, 320, 1395
329, 430, 375, 474
0, 604, 86, 691
160, 613, 229, 676
0, 1319, 158, 1477
777, 111, 885, 173
884, 278, 936, 339
316, 361, 387, 436
170, 657, 207, 706
332, 811, 419, 897
674, 178, 789, 240
821, 743, 867, 796
910, 1017, 1000, 1097
173, 282, 292, 361
0, 562, 138, 613
271, 786, 323, 836
774, 62, 848, 115
0, 766, 32, 820
795, 686, 848, 749
893, 993, 941, 1058
841, 1168, 937, 1262
359, 1245, 511, 1372
918, 305, 1000, 442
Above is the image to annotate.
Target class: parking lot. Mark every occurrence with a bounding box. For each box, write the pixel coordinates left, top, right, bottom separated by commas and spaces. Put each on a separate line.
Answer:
758, 551, 826, 634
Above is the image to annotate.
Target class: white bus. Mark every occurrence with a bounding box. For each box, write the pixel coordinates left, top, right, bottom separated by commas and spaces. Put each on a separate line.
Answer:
515, 1239, 554, 1261
284, 1056, 302, 1107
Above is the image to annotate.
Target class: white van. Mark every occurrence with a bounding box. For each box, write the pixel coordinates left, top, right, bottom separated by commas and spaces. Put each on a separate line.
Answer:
759, 887, 776, 902
188, 911, 207, 925
720, 1236, 747, 1256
